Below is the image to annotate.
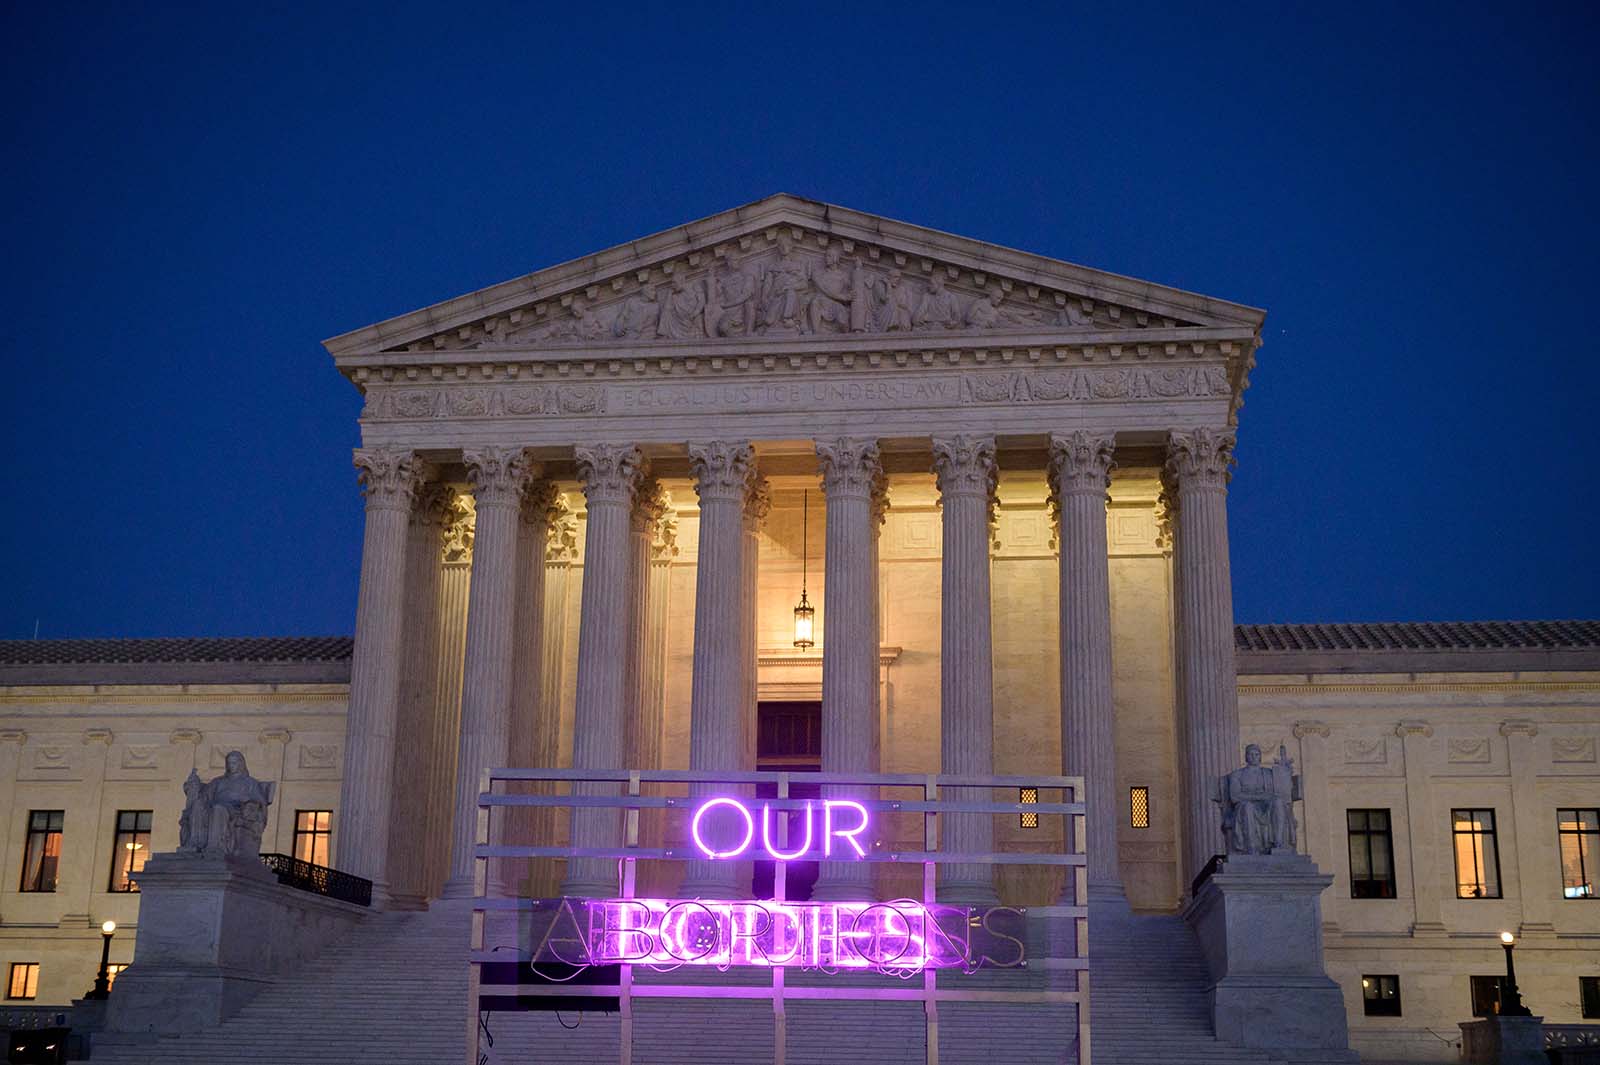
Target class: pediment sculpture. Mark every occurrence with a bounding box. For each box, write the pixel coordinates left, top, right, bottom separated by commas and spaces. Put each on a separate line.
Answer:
178, 750, 276, 860
459, 234, 1179, 351
1214, 743, 1301, 855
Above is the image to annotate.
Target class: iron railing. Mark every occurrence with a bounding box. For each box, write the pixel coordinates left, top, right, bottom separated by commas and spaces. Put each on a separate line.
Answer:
260, 853, 372, 907
470, 766, 1089, 1065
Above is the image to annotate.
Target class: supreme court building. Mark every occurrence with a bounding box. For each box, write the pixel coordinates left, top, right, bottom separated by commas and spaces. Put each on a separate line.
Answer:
2, 196, 1596, 1064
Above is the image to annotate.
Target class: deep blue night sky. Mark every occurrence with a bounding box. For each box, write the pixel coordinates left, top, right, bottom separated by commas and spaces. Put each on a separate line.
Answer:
3, 3, 1595, 640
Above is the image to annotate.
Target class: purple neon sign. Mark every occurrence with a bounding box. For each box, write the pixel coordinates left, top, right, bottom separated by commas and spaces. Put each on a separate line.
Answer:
688, 797, 870, 861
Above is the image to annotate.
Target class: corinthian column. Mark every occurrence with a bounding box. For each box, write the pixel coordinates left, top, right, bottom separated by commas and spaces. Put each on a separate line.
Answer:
561, 444, 646, 897
741, 477, 771, 772
443, 447, 536, 898
812, 438, 883, 901
504, 481, 559, 892
1164, 427, 1240, 888
932, 435, 1000, 906
339, 449, 422, 900
624, 479, 667, 773
680, 441, 757, 900
1049, 430, 1121, 905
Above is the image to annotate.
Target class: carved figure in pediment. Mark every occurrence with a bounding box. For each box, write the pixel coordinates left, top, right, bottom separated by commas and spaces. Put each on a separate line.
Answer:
540, 297, 609, 343
914, 273, 963, 331
965, 286, 1043, 331
760, 236, 812, 334
868, 269, 917, 332
706, 260, 758, 337
807, 246, 867, 334
656, 274, 708, 339
612, 287, 660, 340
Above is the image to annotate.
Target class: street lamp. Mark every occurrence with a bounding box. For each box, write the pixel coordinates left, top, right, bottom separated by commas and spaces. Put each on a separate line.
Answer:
85, 920, 116, 1000
1497, 931, 1531, 1017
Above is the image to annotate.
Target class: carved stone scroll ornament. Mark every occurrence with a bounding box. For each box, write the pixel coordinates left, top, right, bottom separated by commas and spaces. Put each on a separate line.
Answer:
463, 446, 537, 508
575, 443, 646, 506
816, 438, 883, 499
1214, 743, 1300, 855
687, 441, 757, 504
177, 750, 276, 861
353, 448, 423, 511
1047, 430, 1116, 499
1164, 427, 1237, 492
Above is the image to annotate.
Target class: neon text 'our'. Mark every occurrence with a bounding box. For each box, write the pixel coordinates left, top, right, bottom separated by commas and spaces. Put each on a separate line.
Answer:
689, 797, 870, 861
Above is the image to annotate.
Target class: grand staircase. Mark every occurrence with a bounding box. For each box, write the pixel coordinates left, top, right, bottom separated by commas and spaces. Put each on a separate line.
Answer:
92, 903, 1299, 1064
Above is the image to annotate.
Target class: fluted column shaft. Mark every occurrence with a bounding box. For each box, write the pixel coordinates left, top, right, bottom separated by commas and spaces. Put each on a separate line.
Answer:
813, 439, 882, 900
1050, 431, 1121, 904
444, 448, 535, 898
932, 435, 1000, 906
1165, 428, 1241, 888
623, 481, 665, 772
681, 441, 757, 899
504, 483, 557, 896
339, 448, 421, 900
388, 484, 451, 904
741, 480, 769, 775
561, 445, 646, 897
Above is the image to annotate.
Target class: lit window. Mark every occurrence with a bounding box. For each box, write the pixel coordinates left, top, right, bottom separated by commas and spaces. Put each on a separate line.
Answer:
1019, 788, 1039, 829
1469, 974, 1505, 1017
109, 810, 153, 892
106, 964, 130, 990
1130, 787, 1150, 829
1452, 809, 1502, 899
20, 811, 64, 893
1347, 809, 1397, 899
1361, 974, 1401, 1017
6, 962, 39, 1000
1581, 976, 1600, 1019
293, 810, 333, 866
1558, 809, 1598, 899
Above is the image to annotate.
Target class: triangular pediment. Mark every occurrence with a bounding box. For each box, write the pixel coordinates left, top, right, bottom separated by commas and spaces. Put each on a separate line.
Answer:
323, 194, 1264, 357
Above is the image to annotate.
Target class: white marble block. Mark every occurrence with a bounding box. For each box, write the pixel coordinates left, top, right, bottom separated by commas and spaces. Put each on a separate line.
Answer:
1184, 853, 1358, 1063
106, 853, 367, 1035
1459, 1016, 1547, 1064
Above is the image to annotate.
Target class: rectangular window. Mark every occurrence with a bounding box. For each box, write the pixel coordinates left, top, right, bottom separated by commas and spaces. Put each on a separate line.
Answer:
1558, 808, 1599, 899
293, 810, 332, 866
19, 810, 64, 892
1470, 974, 1505, 1017
1452, 809, 1502, 899
1347, 809, 1397, 899
1581, 976, 1600, 1019
106, 964, 129, 990
1362, 974, 1401, 1016
1019, 788, 1039, 829
1131, 786, 1150, 829
6, 962, 39, 1000
108, 810, 153, 892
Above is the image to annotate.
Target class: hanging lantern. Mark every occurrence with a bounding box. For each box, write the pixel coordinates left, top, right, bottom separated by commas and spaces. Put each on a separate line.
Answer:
793, 490, 815, 649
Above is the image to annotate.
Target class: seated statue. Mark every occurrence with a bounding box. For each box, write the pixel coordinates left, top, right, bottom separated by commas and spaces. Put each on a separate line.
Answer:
178, 750, 276, 859
1215, 744, 1300, 855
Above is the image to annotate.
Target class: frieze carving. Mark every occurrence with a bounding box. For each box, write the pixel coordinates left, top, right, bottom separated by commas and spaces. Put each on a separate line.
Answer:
34, 746, 69, 769
816, 438, 883, 499
298, 744, 337, 770
427, 226, 1198, 353
1551, 737, 1596, 763
121, 745, 160, 769
1447, 737, 1492, 764
1344, 738, 1387, 764
360, 365, 1229, 424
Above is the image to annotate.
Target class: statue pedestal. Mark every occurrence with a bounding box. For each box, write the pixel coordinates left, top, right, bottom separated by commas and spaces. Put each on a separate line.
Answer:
1184, 853, 1357, 1064
1459, 1016, 1546, 1064
106, 853, 367, 1036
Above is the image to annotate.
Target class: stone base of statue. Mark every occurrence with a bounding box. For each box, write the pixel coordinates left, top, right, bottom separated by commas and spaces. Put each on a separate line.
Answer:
105, 852, 368, 1036
1184, 852, 1358, 1064
1459, 1015, 1546, 1064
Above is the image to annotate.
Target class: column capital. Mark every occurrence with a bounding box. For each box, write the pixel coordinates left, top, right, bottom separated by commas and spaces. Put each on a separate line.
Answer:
687, 441, 756, 504
631, 477, 669, 535
1048, 430, 1116, 499
1395, 720, 1434, 739
652, 491, 680, 559
1499, 719, 1539, 738
0, 729, 26, 745
258, 727, 292, 745
441, 492, 476, 563
744, 475, 773, 531
354, 448, 424, 511
576, 443, 646, 505
816, 438, 883, 499
169, 728, 203, 746
546, 493, 580, 562
463, 446, 538, 508
1293, 721, 1332, 739
521, 480, 563, 530
82, 728, 114, 746
931, 434, 997, 501
1164, 427, 1237, 493
870, 468, 891, 528
412, 482, 456, 529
